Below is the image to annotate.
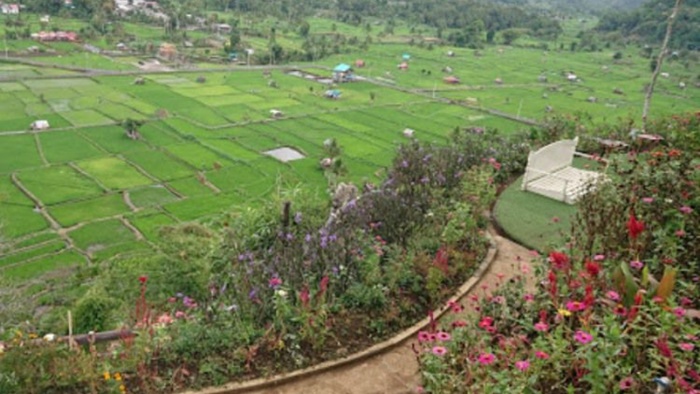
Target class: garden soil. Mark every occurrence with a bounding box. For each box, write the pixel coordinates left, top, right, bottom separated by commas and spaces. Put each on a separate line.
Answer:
244, 228, 538, 394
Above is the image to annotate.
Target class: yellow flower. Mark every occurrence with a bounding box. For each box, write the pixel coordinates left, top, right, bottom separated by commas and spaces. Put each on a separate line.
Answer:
103, 372, 111, 381
28, 333, 38, 339
114, 372, 122, 381
119, 384, 126, 392
558, 308, 572, 317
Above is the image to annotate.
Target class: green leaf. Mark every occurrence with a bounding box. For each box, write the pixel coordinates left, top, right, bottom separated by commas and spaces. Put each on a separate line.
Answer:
641, 265, 650, 287
618, 262, 639, 307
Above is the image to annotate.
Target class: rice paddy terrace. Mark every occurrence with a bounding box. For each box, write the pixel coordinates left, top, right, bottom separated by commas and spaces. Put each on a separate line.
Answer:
1, 41, 698, 282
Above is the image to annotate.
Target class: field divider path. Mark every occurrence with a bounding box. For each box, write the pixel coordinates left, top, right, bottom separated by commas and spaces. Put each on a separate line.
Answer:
197, 172, 222, 194
118, 216, 145, 241
10, 172, 60, 231
67, 162, 110, 192
32, 132, 49, 166
0, 238, 60, 258
122, 190, 139, 212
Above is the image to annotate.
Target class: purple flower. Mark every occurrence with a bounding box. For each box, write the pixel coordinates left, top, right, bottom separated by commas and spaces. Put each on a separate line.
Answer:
238, 254, 247, 262
305, 233, 312, 243
680, 206, 693, 214
400, 160, 409, 168
320, 236, 328, 249
285, 232, 294, 241
248, 289, 257, 299
329, 234, 337, 243
420, 176, 430, 184
294, 211, 302, 224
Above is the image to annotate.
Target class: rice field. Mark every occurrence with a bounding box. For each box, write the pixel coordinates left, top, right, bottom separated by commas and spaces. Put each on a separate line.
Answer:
0, 38, 698, 281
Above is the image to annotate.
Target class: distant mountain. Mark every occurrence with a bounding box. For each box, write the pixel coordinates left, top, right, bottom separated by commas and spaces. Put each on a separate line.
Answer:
492, 0, 646, 14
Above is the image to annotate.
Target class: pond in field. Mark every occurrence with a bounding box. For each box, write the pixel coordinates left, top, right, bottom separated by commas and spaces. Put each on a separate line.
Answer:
264, 147, 306, 162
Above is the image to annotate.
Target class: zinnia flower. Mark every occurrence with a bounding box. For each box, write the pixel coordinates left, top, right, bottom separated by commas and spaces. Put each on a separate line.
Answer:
534, 322, 549, 332
535, 350, 550, 359
432, 346, 447, 356
642, 197, 654, 204
679, 343, 694, 352
574, 330, 593, 345
478, 353, 496, 365
417, 331, 431, 342
566, 301, 586, 312
269, 277, 283, 288
548, 251, 570, 271
523, 293, 535, 302
557, 308, 572, 317
478, 317, 494, 329
619, 377, 635, 390
138, 275, 148, 284
436, 332, 451, 342
673, 307, 687, 319
585, 261, 601, 276
607, 291, 621, 301
515, 360, 530, 371
452, 320, 467, 328
614, 305, 628, 317
680, 206, 693, 214
630, 260, 644, 270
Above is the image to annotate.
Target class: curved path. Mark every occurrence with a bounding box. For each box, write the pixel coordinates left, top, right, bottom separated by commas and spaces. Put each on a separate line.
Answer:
207, 228, 537, 394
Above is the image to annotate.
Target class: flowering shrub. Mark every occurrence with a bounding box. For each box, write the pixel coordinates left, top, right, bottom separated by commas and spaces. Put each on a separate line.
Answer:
417, 245, 699, 393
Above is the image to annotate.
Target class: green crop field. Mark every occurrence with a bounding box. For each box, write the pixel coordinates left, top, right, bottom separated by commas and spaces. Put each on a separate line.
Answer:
0, 27, 698, 285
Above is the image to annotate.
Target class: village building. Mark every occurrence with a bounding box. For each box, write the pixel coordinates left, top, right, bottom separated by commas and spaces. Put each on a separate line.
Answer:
332, 63, 354, 83
30, 120, 50, 130
1, 3, 20, 14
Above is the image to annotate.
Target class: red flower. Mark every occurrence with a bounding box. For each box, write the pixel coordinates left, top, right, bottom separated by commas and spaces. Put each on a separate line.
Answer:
655, 336, 673, 358
584, 261, 601, 277
139, 276, 148, 284
299, 287, 310, 307
548, 251, 570, 271
627, 213, 645, 240
478, 317, 494, 329
320, 276, 329, 293
547, 270, 558, 298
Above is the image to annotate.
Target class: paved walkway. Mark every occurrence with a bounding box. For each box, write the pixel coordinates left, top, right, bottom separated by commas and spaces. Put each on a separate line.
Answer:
245, 229, 536, 394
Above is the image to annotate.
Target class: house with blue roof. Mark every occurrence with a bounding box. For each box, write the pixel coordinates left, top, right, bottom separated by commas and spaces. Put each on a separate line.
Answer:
332, 63, 354, 82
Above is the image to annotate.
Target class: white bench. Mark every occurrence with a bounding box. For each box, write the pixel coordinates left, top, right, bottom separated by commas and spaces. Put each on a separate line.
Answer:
521, 137, 603, 204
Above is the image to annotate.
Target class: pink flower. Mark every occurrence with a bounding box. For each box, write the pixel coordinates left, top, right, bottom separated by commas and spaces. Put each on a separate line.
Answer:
417, 331, 431, 342
642, 197, 654, 203
630, 260, 644, 270
436, 332, 451, 342
269, 277, 283, 288
680, 297, 693, 307
534, 322, 549, 332
452, 320, 467, 328
523, 293, 535, 302
614, 305, 628, 317
432, 346, 448, 356
619, 376, 635, 390
551, 216, 560, 223
415, 387, 425, 394
679, 343, 695, 352
515, 360, 530, 371
478, 353, 496, 365
593, 254, 605, 261
479, 317, 494, 329
566, 301, 586, 312
535, 350, 550, 359
607, 291, 621, 301
491, 296, 505, 304
674, 307, 687, 319
675, 229, 686, 237
574, 330, 593, 345
157, 313, 173, 325
175, 311, 186, 319
549, 251, 570, 271
680, 206, 693, 214
521, 263, 531, 274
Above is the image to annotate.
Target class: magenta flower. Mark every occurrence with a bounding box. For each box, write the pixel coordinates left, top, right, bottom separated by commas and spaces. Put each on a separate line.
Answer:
614, 305, 628, 317
478, 353, 496, 365
630, 260, 644, 270
675, 229, 686, 237
619, 377, 635, 390
478, 317, 494, 329
534, 350, 550, 359
566, 301, 586, 312
523, 293, 535, 302
534, 322, 549, 332
574, 330, 593, 345
679, 343, 695, 352
268, 277, 283, 288
432, 346, 447, 356
674, 307, 687, 319
515, 360, 530, 371
417, 331, 431, 342
680, 205, 693, 214
607, 291, 621, 301
641, 197, 654, 203
593, 254, 605, 261
436, 332, 452, 342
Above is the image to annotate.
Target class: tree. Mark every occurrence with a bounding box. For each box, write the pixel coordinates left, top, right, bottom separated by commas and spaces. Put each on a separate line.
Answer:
502, 29, 521, 45
229, 27, 241, 49
642, 0, 684, 132
299, 21, 310, 37
486, 29, 496, 43
122, 118, 144, 140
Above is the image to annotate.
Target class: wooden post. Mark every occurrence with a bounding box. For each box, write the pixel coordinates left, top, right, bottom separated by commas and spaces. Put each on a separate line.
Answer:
68, 310, 73, 350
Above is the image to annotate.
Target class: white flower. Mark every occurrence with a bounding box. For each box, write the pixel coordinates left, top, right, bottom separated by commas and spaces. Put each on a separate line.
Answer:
276, 289, 288, 298
43, 333, 56, 342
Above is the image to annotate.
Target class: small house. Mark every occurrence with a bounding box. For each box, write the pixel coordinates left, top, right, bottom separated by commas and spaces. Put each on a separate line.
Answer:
397, 62, 408, 70
215, 23, 232, 34
270, 109, 284, 119
30, 120, 50, 130
567, 73, 578, 82
402, 53, 411, 61
39, 15, 50, 23
443, 76, 460, 84
447, 51, 455, 57
403, 128, 415, 138
332, 63, 353, 83
1, 3, 20, 14
116, 42, 128, 50
158, 42, 177, 59
494, 78, 503, 85
324, 89, 341, 99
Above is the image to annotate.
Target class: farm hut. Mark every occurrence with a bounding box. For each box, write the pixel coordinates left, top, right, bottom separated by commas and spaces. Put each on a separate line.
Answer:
30, 120, 50, 130
116, 42, 128, 50
613, 87, 624, 95
442, 66, 453, 73
397, 62, 409, 70
587, 96, 597, 103
215, 23, 232, 34
355, 59, 365, 67
494, 78, 503, 85
679, 82, 686, 89
661, 72, 670, 78
447, 50, 455, 57
196, 76, 206, 83
465, 97, 478, 105
402, 53, 411, 61
270, 109, 284, 119
158, 42, 177, 60
324, 89, 341, 99
567, 73, 578, 82
403, 128, 415, 138
538, 75, 548, 83
40, 15, 50, 23
133, 77, 145, 85
332, 63, 353, 83
443, 76, 460, 85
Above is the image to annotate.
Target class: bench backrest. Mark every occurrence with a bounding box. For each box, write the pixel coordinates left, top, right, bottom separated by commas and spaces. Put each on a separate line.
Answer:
527, 137, 578, 174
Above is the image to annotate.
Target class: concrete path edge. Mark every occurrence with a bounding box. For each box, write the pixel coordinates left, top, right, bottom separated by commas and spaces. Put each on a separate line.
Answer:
182, 231, 498, 394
